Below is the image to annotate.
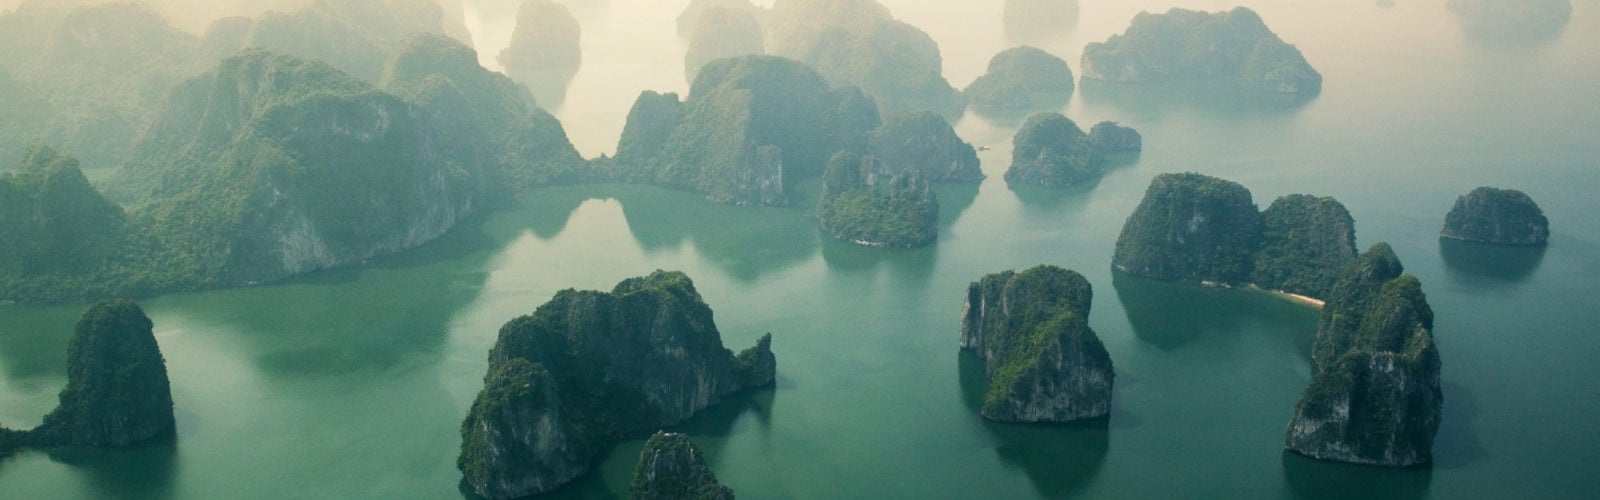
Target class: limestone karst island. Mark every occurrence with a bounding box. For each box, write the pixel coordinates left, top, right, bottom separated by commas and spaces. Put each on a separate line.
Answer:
0, 1, 1592, 498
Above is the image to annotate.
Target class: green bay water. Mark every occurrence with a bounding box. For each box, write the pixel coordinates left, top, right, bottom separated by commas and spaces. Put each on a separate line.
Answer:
3, 0, 1600, 497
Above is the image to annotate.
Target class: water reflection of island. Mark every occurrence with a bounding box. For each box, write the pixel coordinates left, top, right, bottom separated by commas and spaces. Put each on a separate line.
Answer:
958, 352, 1109, 498
1079, 79, 1316, 119
1438, 237, 1546, 284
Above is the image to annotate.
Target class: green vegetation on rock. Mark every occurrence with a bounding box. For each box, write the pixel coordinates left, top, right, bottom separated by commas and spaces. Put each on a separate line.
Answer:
767, 0, 964, 119
960, 265, 1113, 422
629, 432, 735, 500
1441, 187, 1549, 246
1005, 113, 1107, 188
1253, 195, 1358, 299
1112, 173, 1262, 284
1286, 244, 1442, 466
0, 148, 155, 302
0, 300, 174, 455
1114, 174, 1364, 302
1088, 121, 1142, 154
817, 152, 940, 248
868, 111, 983, 182
964, 46, 1074, 119
1081, 7, 1321, 94
459, 271, 775, 499
607, 55, 881, 205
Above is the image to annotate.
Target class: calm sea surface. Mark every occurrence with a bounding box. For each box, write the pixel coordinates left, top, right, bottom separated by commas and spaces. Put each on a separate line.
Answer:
2, 0, 1597, 497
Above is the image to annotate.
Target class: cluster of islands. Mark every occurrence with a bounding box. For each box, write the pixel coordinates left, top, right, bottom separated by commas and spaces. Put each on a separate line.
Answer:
0, 0, 1563, 497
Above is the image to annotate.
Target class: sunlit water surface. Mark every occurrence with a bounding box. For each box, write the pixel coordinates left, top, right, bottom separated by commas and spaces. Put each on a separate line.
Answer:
2, 0, 1599, 498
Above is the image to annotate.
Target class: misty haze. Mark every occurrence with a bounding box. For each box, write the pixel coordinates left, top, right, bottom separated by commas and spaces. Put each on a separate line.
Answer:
0, 0, 1596, 498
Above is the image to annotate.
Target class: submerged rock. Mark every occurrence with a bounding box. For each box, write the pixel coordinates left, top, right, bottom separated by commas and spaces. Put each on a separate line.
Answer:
1005, 113, 1107, 188
1441, 187, 1550, 246
1081, 7, 1321, 94
1112, 173, 1262, 284
1088, 121, 1142, 154
1286, 244, 1442, 466
629, 432, 735, 500
961, 266, 1113, 422
458, 271, 775, 498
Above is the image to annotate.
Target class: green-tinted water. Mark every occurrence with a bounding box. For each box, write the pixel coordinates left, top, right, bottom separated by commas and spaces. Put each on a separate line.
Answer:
3, 0, 1599, 498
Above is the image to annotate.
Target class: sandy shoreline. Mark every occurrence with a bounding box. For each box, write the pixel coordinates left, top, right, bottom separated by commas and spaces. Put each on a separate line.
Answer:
1247, 285, 1325, 308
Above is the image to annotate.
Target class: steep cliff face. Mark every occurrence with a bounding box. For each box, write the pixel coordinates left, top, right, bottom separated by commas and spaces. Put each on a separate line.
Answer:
868, 111, 983, 183
117, 50, 473, 287
1088, 121, 1142, 154
459, 271, 776, 498
381, 33, 586, 189
766, 0, 964, 119
32, 300, 175, 447
629, 432, 736, 500
1112, 173, 1262, 284
610, 56, 880, 205
1441, 187, 1550, 246
1286, 244, 1442, 466
817, 153, 940, 248
685, 7, 765, 82
458, 359, 584, 499
0, 147, 138, 302
961, 266, 1113, 423
498, 0, 581, 86
1253, 195, 1358, 299
1081, 7, 1321, 94
1005, 113, 1107, 188
964, 46, 1075, 119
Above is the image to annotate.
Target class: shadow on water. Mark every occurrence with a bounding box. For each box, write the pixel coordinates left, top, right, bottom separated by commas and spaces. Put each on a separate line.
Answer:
1002, 0, 1080, 45
1432, 381, 1486, 470
167, 218, 504, 378
934, 182, 982, 227
1078, 79, 1317, 119
475, 387, 775, 500
0, 304, 84, 381
610, 185, 821, 283
1007, 176, 1103, 214
1112, 272, 1249, 351
1112, 271, 1319, 354
1438, 237, 1546, 285
43, 436, 181, 498
957, 352, 1110, 497
819, 238, 939, 285
1281, 451, 1433, 500
968, 96, 1072, 128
